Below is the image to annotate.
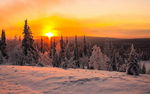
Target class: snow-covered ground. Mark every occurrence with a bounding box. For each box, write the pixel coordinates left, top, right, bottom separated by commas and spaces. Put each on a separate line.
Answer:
0, 65, 150, 94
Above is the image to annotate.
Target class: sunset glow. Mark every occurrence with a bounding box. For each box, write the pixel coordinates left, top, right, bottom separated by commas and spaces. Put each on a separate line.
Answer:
42, 24, 58, 38
45, 32, 54, 38
0, 0, 150, 38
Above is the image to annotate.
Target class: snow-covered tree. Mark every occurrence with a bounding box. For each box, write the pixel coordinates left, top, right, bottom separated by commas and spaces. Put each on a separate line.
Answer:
21, 19, 39, 65
65, 43, 71, 60
22, 19, 34, 55
40, 37, 44, 53
73, 35, 80, 68
38, 52, 52, 66
49, 37, 53, 58
65, 57, 76, 68
83, 35, 87, 56
126, 44, 140, 75
52, 52, 60, 67
79, 55, 89, 69
59, 36, 65, 64
52, 37, 56, 58
110, 49, 127, 72
60, 39, 76, 68
51, 37, 60, 67
89, 45, 110, 70
14, 48, 25, 65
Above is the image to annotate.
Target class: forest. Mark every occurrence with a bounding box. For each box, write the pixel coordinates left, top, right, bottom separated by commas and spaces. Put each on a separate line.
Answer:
0, 20, 150, 75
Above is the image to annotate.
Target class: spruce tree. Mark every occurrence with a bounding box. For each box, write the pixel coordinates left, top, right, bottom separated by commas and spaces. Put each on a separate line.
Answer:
89, 45, 110, 70
66, 36, 68, 45
1, 29, 6, 46
65, 37, 71, 60
83, 35, 87, 56
74, 35, 79, 68
40, 37, 44, 53
52, 37, 56, 57
22, 19, 34, 55
59, 36, 65, 63
110, 50, 118, 71
21, 19, 39, 65
49, 37, 53, 58
126, 44, 140, 75
52, 37, 59, 67
0, 29, 8, 58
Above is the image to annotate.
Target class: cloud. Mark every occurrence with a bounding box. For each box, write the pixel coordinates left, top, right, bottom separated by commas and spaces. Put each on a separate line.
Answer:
3, 15, 150, 39
1, 0, 150, 38
0, 0, 64, 27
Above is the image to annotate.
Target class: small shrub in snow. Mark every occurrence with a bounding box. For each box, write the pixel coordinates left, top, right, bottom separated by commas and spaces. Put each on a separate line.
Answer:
79, 55, 89, 69
141, 63, 146, 74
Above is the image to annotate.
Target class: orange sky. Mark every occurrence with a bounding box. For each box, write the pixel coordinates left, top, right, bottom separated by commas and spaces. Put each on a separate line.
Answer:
0, 0, 150, 39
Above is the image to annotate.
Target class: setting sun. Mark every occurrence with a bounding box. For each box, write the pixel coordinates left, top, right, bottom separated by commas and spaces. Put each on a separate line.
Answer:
45, 32, 54, 38
42, 24, 58, 38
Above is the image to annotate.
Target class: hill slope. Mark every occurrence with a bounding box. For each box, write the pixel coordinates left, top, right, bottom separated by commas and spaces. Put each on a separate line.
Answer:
0, 65, 150, 94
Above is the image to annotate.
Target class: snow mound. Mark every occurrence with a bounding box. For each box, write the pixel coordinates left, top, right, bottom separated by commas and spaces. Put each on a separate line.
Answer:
0, 65, 150, 94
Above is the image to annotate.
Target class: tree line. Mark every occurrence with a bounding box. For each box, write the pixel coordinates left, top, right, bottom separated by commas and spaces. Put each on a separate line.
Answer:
0, 20, 148, 75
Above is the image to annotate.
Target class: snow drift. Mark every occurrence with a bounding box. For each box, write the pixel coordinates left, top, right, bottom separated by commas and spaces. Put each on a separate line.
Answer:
0, 65, 150, 94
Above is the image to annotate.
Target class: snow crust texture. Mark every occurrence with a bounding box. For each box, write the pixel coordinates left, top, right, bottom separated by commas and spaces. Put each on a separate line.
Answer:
0, 65, 150, 94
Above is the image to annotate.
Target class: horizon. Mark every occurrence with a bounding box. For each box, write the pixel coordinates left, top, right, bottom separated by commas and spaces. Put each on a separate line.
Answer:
0, 0, 150, 39
6, 35, 150, 40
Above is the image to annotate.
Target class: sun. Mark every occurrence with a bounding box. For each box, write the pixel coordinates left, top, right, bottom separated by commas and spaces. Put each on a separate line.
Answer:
45, 32, 54, 38
43, 25, 58, 38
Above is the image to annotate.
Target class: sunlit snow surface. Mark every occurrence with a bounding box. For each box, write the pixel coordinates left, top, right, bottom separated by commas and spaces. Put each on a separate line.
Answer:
0, 65, 150, 94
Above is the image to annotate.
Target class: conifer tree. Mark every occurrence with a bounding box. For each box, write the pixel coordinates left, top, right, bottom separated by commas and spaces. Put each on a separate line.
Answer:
49, 37, 53, 58
0, 29, 8, 58
110, 50, 118, 71
21, 19, 39, 65
89, 45, 110, 70
1, 29, 6, 46
60, 36, 65, 63
126, 44, 140, 75
74, 35, 79, 68
51, 37, 59, 67
40, 37, 44, 53
66, 36, 68, 45
65, 36, 71, 60
83, 35, 87, 56
22, 19, 34, 55
52, 37, 56, 57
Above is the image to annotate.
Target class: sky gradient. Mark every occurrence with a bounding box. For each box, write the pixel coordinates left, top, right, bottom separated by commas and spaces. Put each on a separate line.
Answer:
0, 0, 150, 39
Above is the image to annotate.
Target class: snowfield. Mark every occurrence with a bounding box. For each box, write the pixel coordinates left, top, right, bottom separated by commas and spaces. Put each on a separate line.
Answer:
0, 65, 150, 94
